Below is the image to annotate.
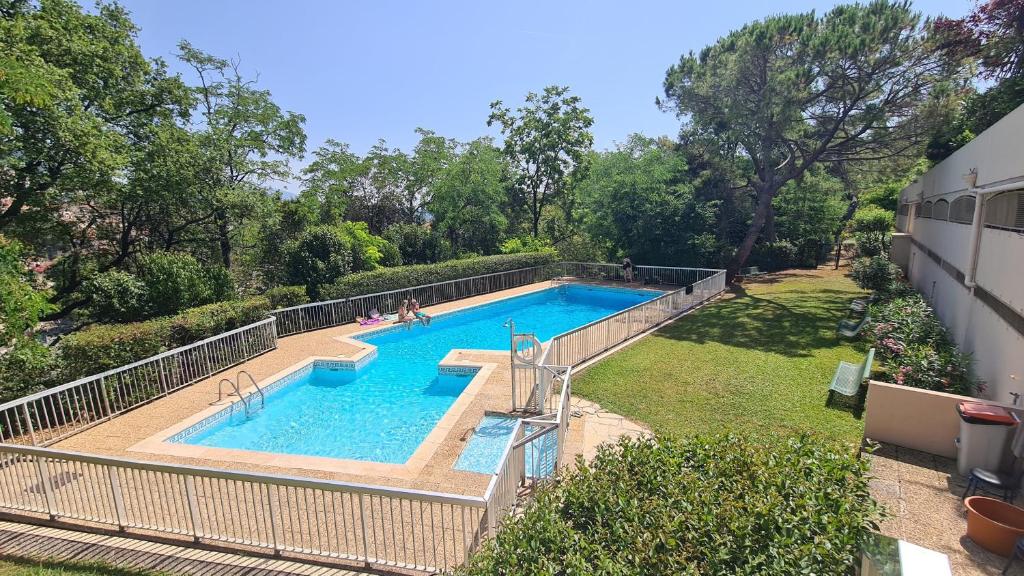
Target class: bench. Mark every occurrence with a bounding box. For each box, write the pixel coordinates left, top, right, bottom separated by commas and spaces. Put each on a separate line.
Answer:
838, 314, 870, 337
850, 294, 878, 313
740, 266, 765, 276
828, 348, 874, 402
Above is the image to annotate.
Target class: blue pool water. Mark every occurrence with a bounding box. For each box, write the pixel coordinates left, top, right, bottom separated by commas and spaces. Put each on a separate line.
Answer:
454, 414, 556, 476
176, 284, 658, 464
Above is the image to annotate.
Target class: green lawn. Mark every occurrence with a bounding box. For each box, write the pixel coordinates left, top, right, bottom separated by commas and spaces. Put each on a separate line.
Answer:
574, 268, 870, 445
0, 559, 156, 576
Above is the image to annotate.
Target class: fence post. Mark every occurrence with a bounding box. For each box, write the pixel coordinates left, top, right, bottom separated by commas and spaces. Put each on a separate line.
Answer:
264, 484, 281, 555
33, 456, 57, 519
107, 467, 127, 531
20, 404, 37, 446
184, 476, 203, 542
98, 376, 113, 420
358, 492, 371, 563
158, 356, 170, 396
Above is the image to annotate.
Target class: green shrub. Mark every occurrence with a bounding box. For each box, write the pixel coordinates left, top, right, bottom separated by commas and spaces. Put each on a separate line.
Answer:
460, 434, 880, 576
382, 223, 450, 264
0, 339, 61, 403
322, 252, 558, 299
135, 252, 234, 317
499, 235, 556, 255
81, 270, 152, 323
58, 296, 270, 380
166, 297, 270, 346
749, 240, 798, 271
264, 285, 309, 309
285, 226, 355, 299
868, 293, 975, 395
59, 319, 170, 379
849, 206, 894, 257
851, 256, 903, 293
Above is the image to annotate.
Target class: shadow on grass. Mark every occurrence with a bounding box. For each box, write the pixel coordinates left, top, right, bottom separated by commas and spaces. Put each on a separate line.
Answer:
656, 283, 862, 359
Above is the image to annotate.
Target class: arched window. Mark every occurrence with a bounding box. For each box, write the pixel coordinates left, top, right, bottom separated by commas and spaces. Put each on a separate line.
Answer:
949, 195, 976, 224
922, 201, 933, 218
933, 199, 949, 221
898, 204, 910, 216
985, 190, 1024, 232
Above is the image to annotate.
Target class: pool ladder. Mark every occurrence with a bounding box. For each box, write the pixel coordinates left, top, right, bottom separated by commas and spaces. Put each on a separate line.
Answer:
215, 370, 265, 417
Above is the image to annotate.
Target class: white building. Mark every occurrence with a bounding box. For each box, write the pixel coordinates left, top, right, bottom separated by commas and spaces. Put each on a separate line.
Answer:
892, 105, 1024, 403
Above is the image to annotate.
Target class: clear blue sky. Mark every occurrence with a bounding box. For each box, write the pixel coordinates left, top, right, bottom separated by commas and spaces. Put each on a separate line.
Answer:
114, 0, 970, 191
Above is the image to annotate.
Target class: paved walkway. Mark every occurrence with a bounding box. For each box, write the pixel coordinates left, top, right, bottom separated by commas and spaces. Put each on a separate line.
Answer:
866, 442, 1024, 575
0, 520, 389, 576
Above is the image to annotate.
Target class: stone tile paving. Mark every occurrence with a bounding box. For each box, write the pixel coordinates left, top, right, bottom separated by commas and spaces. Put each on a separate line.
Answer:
866, 442, 1024, 576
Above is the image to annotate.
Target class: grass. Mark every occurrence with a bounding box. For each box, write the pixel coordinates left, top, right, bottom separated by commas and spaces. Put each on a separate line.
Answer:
0, 558, 157, 576
574, 267, 870, 445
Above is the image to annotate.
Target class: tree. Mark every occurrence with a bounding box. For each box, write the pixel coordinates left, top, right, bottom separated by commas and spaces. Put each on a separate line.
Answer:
488, 86, 594, 238
300, 139, 368, 226
406, 128, 456, 223
429, 138, 508, 255
0, 0, 190, 233
934, 0, 1024, 80
773, 169, 848, 267
178, 40, 306, 268
660, 1, 947, 279
579, 135, 719, 266
0, 235, 51, 343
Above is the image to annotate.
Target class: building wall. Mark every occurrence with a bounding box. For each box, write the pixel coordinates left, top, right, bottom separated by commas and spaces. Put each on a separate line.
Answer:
898, 105, 1024, 403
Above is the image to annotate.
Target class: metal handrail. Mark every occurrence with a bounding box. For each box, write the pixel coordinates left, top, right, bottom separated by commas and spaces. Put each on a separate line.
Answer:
236, 370, 264, 414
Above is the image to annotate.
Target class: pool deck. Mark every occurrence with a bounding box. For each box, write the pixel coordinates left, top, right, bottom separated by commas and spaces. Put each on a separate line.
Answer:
52, 280, 654, 497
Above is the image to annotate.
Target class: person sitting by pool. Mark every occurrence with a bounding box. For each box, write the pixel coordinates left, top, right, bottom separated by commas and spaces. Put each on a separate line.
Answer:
395, 300, 415, 327
409, 298, 431, 326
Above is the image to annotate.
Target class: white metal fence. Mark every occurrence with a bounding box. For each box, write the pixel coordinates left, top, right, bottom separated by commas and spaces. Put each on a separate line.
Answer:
544, 270, 726, 368
0, 444, 487, 572
0, 318, 277, 447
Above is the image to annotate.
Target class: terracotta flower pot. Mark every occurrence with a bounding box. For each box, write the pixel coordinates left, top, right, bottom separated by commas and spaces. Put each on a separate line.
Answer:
965, 496, 1024, 556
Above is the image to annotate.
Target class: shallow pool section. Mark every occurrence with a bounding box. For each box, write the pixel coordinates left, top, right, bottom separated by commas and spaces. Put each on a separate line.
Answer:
172, 284, 659, 465
454, 414, 556, 477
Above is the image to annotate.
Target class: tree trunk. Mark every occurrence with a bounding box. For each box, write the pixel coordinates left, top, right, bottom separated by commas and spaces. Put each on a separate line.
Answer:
727, 186, 776, 282
216, 209, 232, 268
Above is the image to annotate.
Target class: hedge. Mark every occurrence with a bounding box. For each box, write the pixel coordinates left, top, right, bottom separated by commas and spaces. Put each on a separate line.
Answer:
264, 285, 309, 309
459, 434, 880, 575
321, 252, 558, 300
59, 296, 270, 380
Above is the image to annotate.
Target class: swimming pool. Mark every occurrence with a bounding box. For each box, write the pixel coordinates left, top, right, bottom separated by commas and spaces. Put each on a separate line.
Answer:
171, 284, 658, 464
454, 414, 556, 476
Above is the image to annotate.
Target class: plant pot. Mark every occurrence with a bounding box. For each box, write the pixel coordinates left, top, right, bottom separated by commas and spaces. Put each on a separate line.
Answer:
965, 496, 1024, 556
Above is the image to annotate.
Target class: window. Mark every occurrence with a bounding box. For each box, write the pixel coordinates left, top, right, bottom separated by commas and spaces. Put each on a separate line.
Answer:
949, 195, 976, 224
985, 190, 1024, 232
898, 204, 910, 216
914, 204, 922, 219
922, 201, 933, 218
933, 199, 949, 221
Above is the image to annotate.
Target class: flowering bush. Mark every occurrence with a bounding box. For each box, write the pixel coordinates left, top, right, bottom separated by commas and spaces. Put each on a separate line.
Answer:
868, 293, 974, 395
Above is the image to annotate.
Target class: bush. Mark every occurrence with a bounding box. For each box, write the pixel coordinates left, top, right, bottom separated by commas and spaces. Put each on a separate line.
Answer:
0, 339, 61, 403
383, 223, 450, 264
322, 252, 558, 299
499, 235, 556, 255
135, 252, 235, 317
868, 293, 975, 395
166, 297, 270, 346
58, 296, 270, 380
59, 319, 170, 379
851, 256, 902, 293
749, 240, 798, 271
459, 434, 880, 576
264, 285, 309, 309
81, 270, 152, 323
285, 226, 354, 299
849, 206, 894, 257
